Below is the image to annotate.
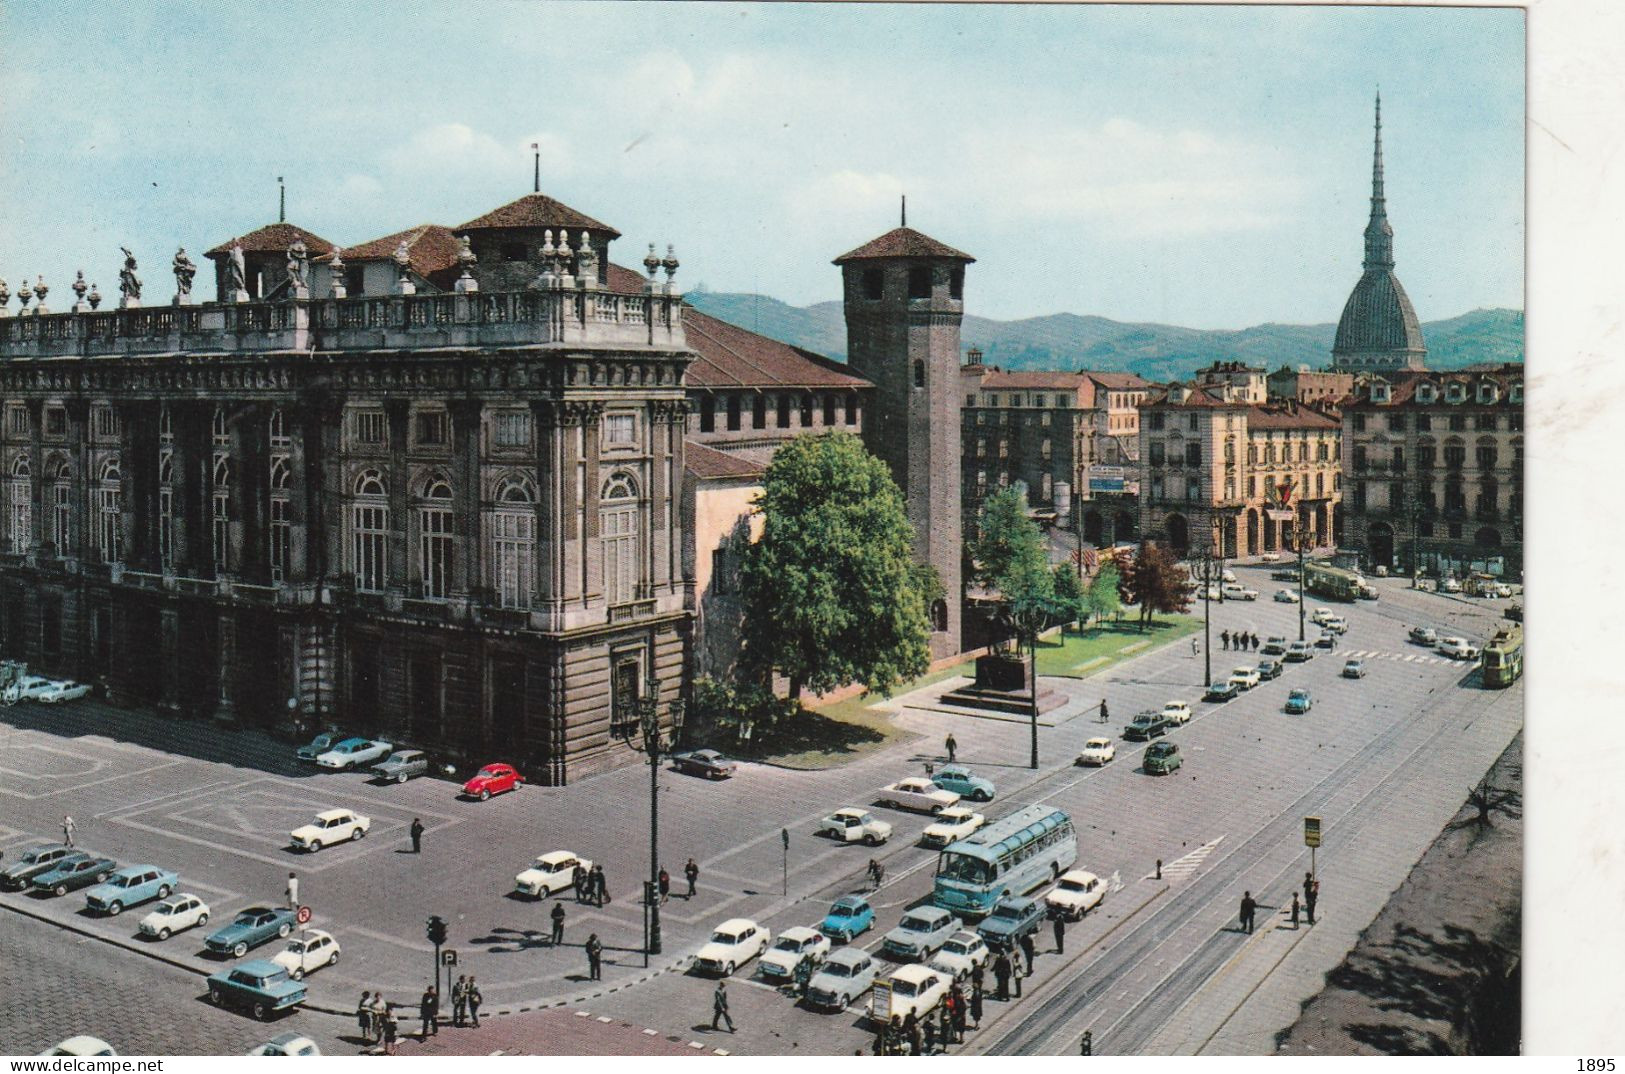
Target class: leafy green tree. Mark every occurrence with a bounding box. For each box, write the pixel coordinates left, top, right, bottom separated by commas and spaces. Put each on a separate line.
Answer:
969, 486, 1057, 654
739, 432, 934, 699
1051, 564, 1087, 630
1084, 562, 1123, 625
1118, 540, 1191, 631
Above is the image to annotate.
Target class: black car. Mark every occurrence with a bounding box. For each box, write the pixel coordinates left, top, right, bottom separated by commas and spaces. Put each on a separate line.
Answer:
669, 749, 739, 780
1256, 658, 1283, 681
1122, 712, 1171, 741
1314, 633, 1337, 650
1, 843, 75, 890
1204, 681, 1241, 703
32, 853, 119, 897
975, 896, 1045, 951
1260, 637, 1288, 657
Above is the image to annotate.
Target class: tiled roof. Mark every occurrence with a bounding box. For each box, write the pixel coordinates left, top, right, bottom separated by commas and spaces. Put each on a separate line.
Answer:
606, 261, 650, 294
833, 227, 975, 264
1246, 401, 1340, 430
682, 307, 870, 391
1140, 385, 1238, 409
1083, 371, 1153, 389
979, 370, 1090, 391
457, 193, 621, 238
685, 441, 766, 481
1347, 368, 1522, 408
205, 223, 335, 258
316, 224, 463, 277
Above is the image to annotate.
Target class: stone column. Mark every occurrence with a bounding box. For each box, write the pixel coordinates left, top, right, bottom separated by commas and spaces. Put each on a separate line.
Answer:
283, 402, 313, 585
64, 400, 90, 563
312, 397, 346, 590
449, 399, 483, 602
385, 401, 410, 602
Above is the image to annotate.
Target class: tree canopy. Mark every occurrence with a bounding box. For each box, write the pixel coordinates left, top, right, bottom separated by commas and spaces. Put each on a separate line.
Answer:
1084, 561, 1123, 624
1117, 540, 1192, 630
739, 432, 935, 699
969, 486, 1056, 653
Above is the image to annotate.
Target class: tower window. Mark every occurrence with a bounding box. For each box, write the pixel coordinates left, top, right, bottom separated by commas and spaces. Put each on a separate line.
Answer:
913, 361, 926, 390
752, 395, 767, 430
845, 395, 857, 426
800, 395, 814, 428
726, 395, 742, 432
777, 396, 790, 428
822, 395, 836, 425
861, 268, 883, 301
908, 266, 931, 300
699, 396, 715, 433
950, 266, 964, 300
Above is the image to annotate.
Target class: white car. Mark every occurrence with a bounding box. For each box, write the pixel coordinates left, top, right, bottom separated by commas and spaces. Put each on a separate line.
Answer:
271, 929, 341, 980
878, 777, 960, 814
37, 679, 93, 703
694, 918, 771, 976
138, 893, 211, 940
758, 925, 831, 984
820, 808, 893, 845
38, 1038, 117, 1057
515, 852, 592, 897
1161, 700, 1193, 725
8, 674, 56, 702
1441, 577, 1463, 593
928, 930, 991, 982
1437, 636, 1481, 660
921, 806, 985, 848
1046, 869, 1106, 920
1076, 737, 1116, 766
1310, 607, 1336, 626
314, 738, 393, 770
289, 809, 371, 852
1259, 552, 1281, 563
1322, 615, 1349, 634
807, 948, 878, 1010
1228, 666, 1261, 690
248, 1034, 321, 1057
870, 964, 951, 1024
1273, 589, 1300, 603
1221, 583, 1259, 601
1221, 569, 1238, 584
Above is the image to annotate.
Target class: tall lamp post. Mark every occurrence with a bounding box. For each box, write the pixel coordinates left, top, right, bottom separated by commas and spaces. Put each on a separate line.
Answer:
612, 678, 685, 958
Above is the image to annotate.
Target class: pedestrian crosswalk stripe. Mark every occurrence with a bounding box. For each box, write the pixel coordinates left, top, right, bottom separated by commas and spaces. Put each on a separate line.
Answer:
1147, 835, 1225, 881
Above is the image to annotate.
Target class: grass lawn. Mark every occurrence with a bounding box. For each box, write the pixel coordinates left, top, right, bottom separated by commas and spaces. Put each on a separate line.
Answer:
1035, 614, 1203, 677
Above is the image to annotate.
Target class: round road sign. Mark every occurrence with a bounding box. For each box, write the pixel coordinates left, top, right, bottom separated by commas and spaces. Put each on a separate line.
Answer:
295, 905, 312, 925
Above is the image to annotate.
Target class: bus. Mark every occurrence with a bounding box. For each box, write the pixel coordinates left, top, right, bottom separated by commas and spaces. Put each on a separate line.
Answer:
1481, 624, 1523, 688
1304, 561, 1362, 602
932, 805, 1077, 918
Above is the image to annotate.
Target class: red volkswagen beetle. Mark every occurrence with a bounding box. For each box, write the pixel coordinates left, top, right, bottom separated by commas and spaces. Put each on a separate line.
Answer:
462, 763, 523, 801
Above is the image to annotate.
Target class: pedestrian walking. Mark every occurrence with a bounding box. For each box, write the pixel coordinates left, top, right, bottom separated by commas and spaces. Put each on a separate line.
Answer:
409, 817, 424, 854
993, 951, 1011, 1000
867, 858, 885, 890
970, 981, 984, 1028
1251, 632, 1260, 651
381, 1006, 399, 1055
712, 981, 736, 1033
62, 815, 75, 847
1240, 891, 1257, 934
924, 760, 935, 778
1099, 699, 1109, 723
358, 991, 375, 1043
905, 1011, 922, 1056
945, 733, 957, 762
419, 986, 439, 1038
466, 977, 482, 1027
550, 901, 566, 945
1306, 875, 1319, 925
1221, 629, 1231, 650
684, 857, 699, 899
1291, 892, 1301, 928
886, 1015, 903, 1056
949, 984, 967, 1041
573, 863, 588, 903
970, 961, 985, 996
585, 933, 603, 980
451, 975, 468, 1027
1052, 911, 1066, 953
285, 871, 299, 911
370, 990, 387, 1044
1020, 931, 1037, 975
1191, 638, 1200, 657
658, 866, 671, 905
593, 864, 610, 906
924, 1012, 937, 1055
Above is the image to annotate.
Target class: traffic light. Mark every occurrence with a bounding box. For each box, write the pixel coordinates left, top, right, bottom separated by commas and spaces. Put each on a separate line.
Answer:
426, 914, 448, 947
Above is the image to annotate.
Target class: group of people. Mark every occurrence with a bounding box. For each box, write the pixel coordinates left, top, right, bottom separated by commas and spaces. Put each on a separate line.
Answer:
572, 863, 612, 905
872, 972, 983, 1055
1221, 630, 1261, 651
1239, 873, 1322, 935
355, 978, 484, 1053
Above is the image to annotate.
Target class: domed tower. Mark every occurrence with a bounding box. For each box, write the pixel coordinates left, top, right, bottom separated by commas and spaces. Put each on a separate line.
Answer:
1332, 94, 1427, 372
835, 221, 974, 658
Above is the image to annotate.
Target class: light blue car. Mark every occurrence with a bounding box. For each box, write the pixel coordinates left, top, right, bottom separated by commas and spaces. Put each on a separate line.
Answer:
820, 895, 875, 942
206, 960, 307, 1021
86, 865, 180, 916
932, 764, 996, 803
880, 905, 960, 961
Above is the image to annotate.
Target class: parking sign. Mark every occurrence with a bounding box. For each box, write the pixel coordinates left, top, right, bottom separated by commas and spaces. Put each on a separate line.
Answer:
1304, 816, 1322, 848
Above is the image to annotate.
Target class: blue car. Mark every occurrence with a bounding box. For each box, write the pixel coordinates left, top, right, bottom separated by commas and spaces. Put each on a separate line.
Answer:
32, 853, 118, 897
85, 865, 180, 916
821, 895, 876, 942
296, 731, 347, 762
206, 906, 299, 958
931, 765, 996, 803
1285, 689, 1314, 714
206, 960, 307, 1021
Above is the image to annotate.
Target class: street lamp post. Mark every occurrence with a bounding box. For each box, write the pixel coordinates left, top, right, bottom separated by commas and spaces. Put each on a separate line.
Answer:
612, 678, 685, 959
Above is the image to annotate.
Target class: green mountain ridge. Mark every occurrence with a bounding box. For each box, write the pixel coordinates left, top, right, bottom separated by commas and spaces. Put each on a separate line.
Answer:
683, 291, 1524, 381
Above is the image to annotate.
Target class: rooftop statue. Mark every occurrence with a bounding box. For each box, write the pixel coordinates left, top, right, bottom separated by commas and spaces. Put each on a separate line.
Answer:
118, 247, 142, 300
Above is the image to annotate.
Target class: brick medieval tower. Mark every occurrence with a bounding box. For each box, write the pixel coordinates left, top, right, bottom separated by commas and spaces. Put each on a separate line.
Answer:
835, 221, 974, 659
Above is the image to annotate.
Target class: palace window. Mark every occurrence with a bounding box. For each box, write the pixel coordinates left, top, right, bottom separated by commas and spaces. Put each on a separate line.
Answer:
351, 469, 388, 593
45, 407, 66, 438
1476, 443, 1498, 470
861, 268, 883, 301
823, 395, 836, 426
213, 407, 229, 446
1416, 413, 1431, 432
1148, 412, 1164, 432
269, 409, 290, 449
51, 460, 71, 553
491, 411, 532, 449
94, 407, 121, 440
777, 395, 791, 429
1185, 443, 1201, 467
1449, 414, 1466, 433
354, 409, 388, 447
158, 452, 174, 570
97, 457, 122, 564
417, 477, 454, 600
604, 413, 637, 445
601, 472, 642, 606
1185, 477, 1201, 503
7, 406, 28, 437
1444, 443, 1466, 470
800, 395, 814, 427
490, 474, 536, 610
908, 266, 931, 300
698, 396, 715, 433
212, 455, 230, 575
270, 456, 291, 583
1352, 413, 1366, 432
1387, 413, 1406, 432
1475, 413, 1497, 432
414, 410, 448, 446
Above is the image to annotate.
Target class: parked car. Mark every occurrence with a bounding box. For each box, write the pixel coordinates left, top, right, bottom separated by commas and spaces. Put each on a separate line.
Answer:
820, 895, 875, 942
296, 731, 347, 762
1076, 738, 1116, 767
248, 1033, 321, 1057
881, 905, 959, 961
2, 843, 76, 890
1261, 636, 1288, 656
1161, 700, 1193, 725
206, 906, 299, 958
1228, 666, 1261, 691
807, 947, 878, 1010
289, 809, 371, 852
1123, 711, 1171, 740
1321, 615, 1349, 634
931, 764, 996, 803
1221, 569, 1238, 584
870, 965, 950, 1024
9, 674, 56, 702
928, 930, 992, 982
1358, 583, 1380, 600
85, 865, 179, 916
138, 894, 211, 940
1441, 576, 1463, 593
1409, 626, 1439, 646
370, 749, 429, 784
1343, 658, 1367, 679
206, 960, 306, 1021
1144, 741, 1183, 775
1273, 589, 1300, 603
515, 852, 592, 898
1285, 689, 1314, 714
1437, 636, 1481, 660
758, 926, 830, 984
670, 749, 739, 780
1204, 681, 1241, 703
819, 808, 892, 845
314, 738, 392, 771
36, 679, 93, 703
1221, 583, 1259, 601
269, 929, 341, 980
33, 853, 118, 897
38, 1037, 117, 1057
694, 918, 771, 976
1310, 607, 1336, 626
1374, 564, 1389, 577
877, 777, 960, 814
975, 895, 1045, 952
462, 762, 523, 800
921, 806, 985, 848
1314, 633, 1337, 650
1045, 869, 1106, 920
1256, 658, 1283, 681
1285, 641, 1314, 662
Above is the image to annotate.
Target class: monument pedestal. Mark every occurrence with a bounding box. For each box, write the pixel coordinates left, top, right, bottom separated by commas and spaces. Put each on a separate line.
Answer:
939, 652, 1067, 716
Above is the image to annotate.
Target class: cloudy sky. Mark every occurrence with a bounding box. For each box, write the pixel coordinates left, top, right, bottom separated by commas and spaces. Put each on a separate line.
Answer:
0, 2, 1522, 328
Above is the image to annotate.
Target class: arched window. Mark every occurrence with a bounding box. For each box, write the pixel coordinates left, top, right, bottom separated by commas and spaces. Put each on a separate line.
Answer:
8, 454, 30, 554
351, 469, 388, 593
269, 456, 291, 583
269, 408, 290, 449
417, 475, 454, 600
212, 454, 231, 575
158, 451, 174, 569
600, 471, 641, 605
51, 459, 72, 553
212, 407, 229, 446
97, 457, 123, 564
490, 473, 536, 609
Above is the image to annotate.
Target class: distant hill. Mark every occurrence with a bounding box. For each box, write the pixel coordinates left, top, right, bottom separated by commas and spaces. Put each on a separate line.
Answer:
682, 290, 1523, 380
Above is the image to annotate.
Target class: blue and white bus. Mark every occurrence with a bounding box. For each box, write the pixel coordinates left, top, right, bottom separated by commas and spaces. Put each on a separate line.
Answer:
932, 805, 1077, 918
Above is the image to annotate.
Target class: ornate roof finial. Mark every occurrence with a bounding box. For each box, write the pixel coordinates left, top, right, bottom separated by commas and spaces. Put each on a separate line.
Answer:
901, 194, 907, 228
1363, 90, 1394, 272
